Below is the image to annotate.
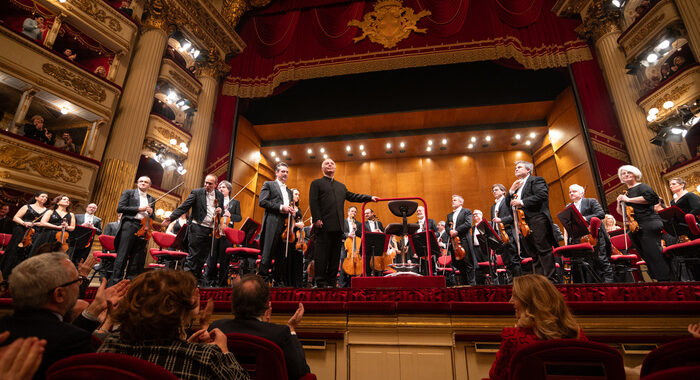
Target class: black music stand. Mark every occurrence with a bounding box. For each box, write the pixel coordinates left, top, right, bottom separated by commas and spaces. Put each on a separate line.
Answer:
240, 218, 262, 248
68, 225, 97, 264
557, 205, 590, 242
364, 231, 390, 276
658, 206, 693, 239
409, 230, 440, 275
475, 221, 504, 284
556, 205, 600, 283
170, 223, 189, 252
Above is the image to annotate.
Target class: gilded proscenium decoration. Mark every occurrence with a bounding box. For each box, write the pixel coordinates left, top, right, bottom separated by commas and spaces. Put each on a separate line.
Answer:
626, 14, 665, 49
576, 0, 621, 42
71, 0, 123, 33
195, 50, 230, 79
0, 144, 82, 183
221, 0, 271, 29
348, 0, 431, 49
167, 70, 199, 95
42, 64, 107, 102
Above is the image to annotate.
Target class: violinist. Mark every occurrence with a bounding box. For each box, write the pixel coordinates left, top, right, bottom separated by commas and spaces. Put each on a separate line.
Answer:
669, 177, 700, 216
565, 184, 613, 283
436, 221, 449, 250
111, 176, 156, 286
204, 180, 243, 287
254, 162, 295, 286
506, 160, 558, 282
31, 195, 75, 256
162, 174, 224, 284
490, 184, 521, 279
165, 213, 188, 235
447, 195, 475, 285
469, 210, 489, 264
364, 208, 384, 232
339, 206, 362, 287
616, 165, 671, 281
0, 191, 48, 278
72, 203, 102, 265
284, 188, 306, 288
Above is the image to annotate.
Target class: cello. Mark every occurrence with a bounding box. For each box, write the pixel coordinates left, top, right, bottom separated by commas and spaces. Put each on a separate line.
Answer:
342, 221, 363, 276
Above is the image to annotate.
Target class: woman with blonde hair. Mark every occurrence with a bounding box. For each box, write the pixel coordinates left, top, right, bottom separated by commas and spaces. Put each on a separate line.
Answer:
489, 274, 584, 380
603, 214, 621, 233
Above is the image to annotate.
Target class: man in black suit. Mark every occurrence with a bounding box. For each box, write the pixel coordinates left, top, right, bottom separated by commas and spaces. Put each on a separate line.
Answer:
111, 176, 156, 286
0, 252, 127, 379
447, 195, 475, 285
71, 203, 103, 264
163, 174, 224, 282
436, 221, 449, 249
566, 184, 614, 283
364, 208, 384, 232
309, 159, 377, 288
103, 213, 121, 237
339, 206, 362, 286
255, 163, 295, 285
205, 180, 243, 286
491, 183, 522, 279
506, 160, 559, 281
0, 204, 12, 234
416, 206, 438, 236
209, 274, 310, 380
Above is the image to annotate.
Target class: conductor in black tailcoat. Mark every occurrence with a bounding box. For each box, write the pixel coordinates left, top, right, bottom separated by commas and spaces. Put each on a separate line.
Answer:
505, 160, 559, 281
163, 174, 224, 281
308, 159, 377, 288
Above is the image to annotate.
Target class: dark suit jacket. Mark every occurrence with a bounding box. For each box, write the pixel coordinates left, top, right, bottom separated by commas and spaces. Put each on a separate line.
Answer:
343, 219, 362, 239
309, 176, 373, 232
364, 219, 384, 233
0, 216, 13, 234
170, 188, 225, 226
104, 221, 120, 236
505, 175, 558, 245
258, 181, 294, 255
75, 213, 102, 235
0, 309, 98, 380
115, 189, 156, 249
417, 218, 438, 236
225, 198, 243, 226
209, 318, 310, 380
436, 230, 449, 247
446, 208, 472, 253
566, 198, 610, 250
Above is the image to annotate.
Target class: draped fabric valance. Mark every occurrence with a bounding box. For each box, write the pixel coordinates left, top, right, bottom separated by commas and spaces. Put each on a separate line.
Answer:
224, 0, 592, 98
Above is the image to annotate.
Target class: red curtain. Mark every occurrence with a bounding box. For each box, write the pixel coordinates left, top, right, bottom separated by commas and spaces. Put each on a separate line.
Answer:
311, 1, 365, 51
204, 90, 238, 182
492, 0, 543, 28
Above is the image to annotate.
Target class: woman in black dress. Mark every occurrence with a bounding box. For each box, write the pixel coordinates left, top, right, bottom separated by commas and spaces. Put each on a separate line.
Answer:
30, 195, 75, 256
669, 177, 700, 216
0, 192, 49, 278
616, 165, 672, 281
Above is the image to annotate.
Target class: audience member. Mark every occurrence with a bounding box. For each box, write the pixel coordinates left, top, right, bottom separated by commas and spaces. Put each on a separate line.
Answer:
23, 116, 54, 145
54, 132, 77, 153
94, 66, 107, 78
119, 0, 133, 17
604, 214, 621, 233
0, 204, 12, 234
210, 274, 311, 380
98, 270, 249, 380
103, 213, 121, 237
62, 49, 77, 61
689, 323, 700, 338
22, 15, 46, 41
489, 274, 584, 380
0, 331, 46, 380
0, 252, 129, 380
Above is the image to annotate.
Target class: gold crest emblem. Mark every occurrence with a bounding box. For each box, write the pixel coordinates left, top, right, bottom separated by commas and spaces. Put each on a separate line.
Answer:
348, 0, 431, 49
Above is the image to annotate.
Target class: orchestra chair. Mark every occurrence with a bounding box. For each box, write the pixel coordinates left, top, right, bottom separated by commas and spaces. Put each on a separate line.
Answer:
149, 231, 189, 270
225, 333, 317, 380
508, 339, 625, 380
640, 337, 700, 377
662, 214, 700, 281
46, 352, 178, 380
477, 254, 507, 285
640, 365, 700, 379
90, 235, 118, 281
609, 233, 642, 283
0, 233, 12, 255
224, 227, 261, 278
553, 217, 602, 283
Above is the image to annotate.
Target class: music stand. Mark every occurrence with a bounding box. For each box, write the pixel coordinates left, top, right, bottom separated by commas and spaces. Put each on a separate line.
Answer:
385, 222, 420, 275
363, 232, 390, 276
409, 230, 440, 275
68, 225, 97, 263
475, 220, 503, 283
240, 218, 262, 248
658, 206, 693, 239
557, 205, 590, 241
556, 205, 600, 283
170, 223, 189, 252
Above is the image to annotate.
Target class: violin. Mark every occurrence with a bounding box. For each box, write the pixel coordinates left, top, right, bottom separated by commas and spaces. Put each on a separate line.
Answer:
497, 222, 509, 243
18, 215, 41, 248
295, 226, 307, 251
55, 223, 69, 252
622, 190, 639, 233
580, 234, 597, 246
513, 194, 530, 237
449, 222, 466, 260
342, 222, 363, 276
281, 207, 297, 244
135, 214, 161, 240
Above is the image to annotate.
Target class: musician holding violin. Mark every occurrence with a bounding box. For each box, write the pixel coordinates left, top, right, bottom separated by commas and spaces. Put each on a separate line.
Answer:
284, 188, 306, 288
31, 195, 75, 256
616, 165, 671, 281
111, 176, 156, 286
0, 191, 48, 278
490, 184, 522, 279
506, 160, 558, 282
447, 194, 476, 285
204, 180, 243, 287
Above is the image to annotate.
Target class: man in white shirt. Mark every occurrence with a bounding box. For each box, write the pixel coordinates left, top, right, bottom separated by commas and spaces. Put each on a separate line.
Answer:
447, 195, 475, 285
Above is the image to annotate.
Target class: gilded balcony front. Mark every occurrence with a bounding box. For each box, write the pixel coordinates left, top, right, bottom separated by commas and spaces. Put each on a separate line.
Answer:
637, 64, 700, 119
145, 113, 192, 158
159, 58, 202, 106
617, 0, 681, 63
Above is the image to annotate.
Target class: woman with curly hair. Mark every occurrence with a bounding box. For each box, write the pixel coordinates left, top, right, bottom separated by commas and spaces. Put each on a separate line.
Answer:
98, 270, 249, 380
489, 274, 584, 380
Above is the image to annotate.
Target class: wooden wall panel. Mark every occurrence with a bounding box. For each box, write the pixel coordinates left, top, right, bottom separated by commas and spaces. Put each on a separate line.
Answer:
547, 88, 580, 153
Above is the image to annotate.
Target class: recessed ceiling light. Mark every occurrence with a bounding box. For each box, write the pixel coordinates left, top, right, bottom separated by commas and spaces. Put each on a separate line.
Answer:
320, 147, 325, 153
361, 151, 366, 156
658, 40, 670, 49
271, 151, 276, 157
307, 148, 313, 154
359, 144, 364, 150
470, 137, 476, 143
346, 145, 351, 151
485, 136, 492, 142
467, 143, 474, 149
441, 138, 447, 145
426, 146, 432, 152
323, 153, 328, 159
275, 157, 280, 162
428, 140, 433, 146
529, 132, 536, 138
647, 114, 657, 122
400, 142, 405, 148
515, 134, 521, 140
386, 142, 391, 149
525, 140, 531, 146
646, 53, 658, 63
282, 150, 288, 156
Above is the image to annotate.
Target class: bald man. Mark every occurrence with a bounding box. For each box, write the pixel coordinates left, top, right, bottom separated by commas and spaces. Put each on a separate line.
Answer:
72, 203, 102, 265
308, 159, 378, 288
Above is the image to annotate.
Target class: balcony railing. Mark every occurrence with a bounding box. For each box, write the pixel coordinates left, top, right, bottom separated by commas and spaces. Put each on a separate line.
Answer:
146, 113, 192, 158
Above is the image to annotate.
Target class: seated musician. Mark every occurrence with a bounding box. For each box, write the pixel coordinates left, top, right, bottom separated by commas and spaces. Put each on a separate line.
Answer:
364, 208, 383, 232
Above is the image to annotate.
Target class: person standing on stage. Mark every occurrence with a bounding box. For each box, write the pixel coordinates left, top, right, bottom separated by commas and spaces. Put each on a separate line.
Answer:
416, 206, 437, 236
669, 177, 700, 216
491, 184, 522, 279
104, 213, 121, 237
31, 195, 76, 256
111, 176, 156, 285
72, 203, 102, 265
565, 184, 614, 283
284, 188, 305, 288
163, 174, 224, 282
364, 208, 384, 232
256, 162, 295, 286
506, 161, 559, 282
469, 210, 488, 264
339, 206, 362, 287
447, 195, 475, 285
309, 158, 377, 288
0, 191, 48, 278
616, 165, 671, 281
204, 180, 243, 287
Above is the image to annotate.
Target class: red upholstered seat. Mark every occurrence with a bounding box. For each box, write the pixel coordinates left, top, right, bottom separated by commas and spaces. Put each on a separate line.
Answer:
149, 231, 188, 270
521, 257, 533, 265
226, 333, 317, 380
93, 252, 117, 261
46, 352, 178, 380
509, 338, 625, 380
99, 235, 116, 251
224, 228, 260, 258
641, 337, 700, 377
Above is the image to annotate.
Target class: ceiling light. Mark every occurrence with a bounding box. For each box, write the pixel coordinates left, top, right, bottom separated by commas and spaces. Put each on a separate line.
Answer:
612, 0, 621, 7
485, 136, 492, 142
169, 138, 177, 145
647, 114, 657, 122
515, 134, 521, 140
386, 143, 391, 149
361, 151, 366, 156
441, 138, 447, 145
346, 145, 351, 151
525, 140, 531, 146
179, 142, 187, 149
663, 100, 674, 109
271, 151, 276, 157
646, 53, 658, 63
427, 140, 433, 146
470, 136, 476, 143
181, 41, 191, 51
323, 153, 328, 159
400, 142, 405, 148
467, 143, 474, 149
275, 157, 280, 162
282, 150, 288, 156
182, 146, 188, 153
307, 148, 313, 154
320, 147, 325, 153
640, 60, 650, 67
426, 146, 432, 152
649, 107, 659, 115
529, 132, 536, 138
359, 145, 364, 150
657, 40, 670, 50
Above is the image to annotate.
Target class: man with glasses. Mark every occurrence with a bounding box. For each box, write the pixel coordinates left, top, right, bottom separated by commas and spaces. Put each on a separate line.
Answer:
0, 252, 129, 378
163, 174, 224, 282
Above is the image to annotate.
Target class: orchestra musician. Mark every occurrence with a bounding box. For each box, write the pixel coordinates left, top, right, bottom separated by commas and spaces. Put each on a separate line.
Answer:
416, 206, 437, 235
469, 210, 488, 263
603, 214, 621, 233
104, 213, 121, 237
364, 208, 384, 232
436, 221, 448, 249
284, 188, 305, 288
447, 195, 476, 285
616, 165, 671, 281
506, 160, 559, 282
308, 158, 377, 288
491, 184, 522, 279
165, 213, 188, 235
204, 180, 243, 287
31, 195, 75, 256
339, 206, 362, 287
111, 176, 156, 286
565, 184, 614, 283
255, 162, 295, 286
669, 177, 700, 216
72, 203, 102, 265
162, 174, 224, 283
0, 191, 48, 278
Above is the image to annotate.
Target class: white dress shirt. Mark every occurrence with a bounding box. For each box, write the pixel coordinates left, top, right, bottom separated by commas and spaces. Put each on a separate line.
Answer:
199, 190, 216, 228
451, 207, 462, 231
515, 175, 530, 200
277, 180, 290, 211
136, 190, 149, 219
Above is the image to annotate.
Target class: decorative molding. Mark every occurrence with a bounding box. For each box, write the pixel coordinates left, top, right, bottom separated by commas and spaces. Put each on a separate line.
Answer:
592, 139, 631, 162
638, 65, 700, 119
195, 50, 230, 79
626, 13, 665, 48
41, 63, 107, 102
0, 144, 82, 183
71, 0, 123, 33
167, 69, 198, 95
577, 0, 621, 42
552, 0, 589, 18
348, 0, 431, 49
617, 0, 681, 62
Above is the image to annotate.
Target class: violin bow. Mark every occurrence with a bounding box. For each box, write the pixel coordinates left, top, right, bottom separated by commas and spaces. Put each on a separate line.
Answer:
619, 193, 629, 251
230, 177, 257, 200
149, 182, 185, 207
511, 194, 524, 260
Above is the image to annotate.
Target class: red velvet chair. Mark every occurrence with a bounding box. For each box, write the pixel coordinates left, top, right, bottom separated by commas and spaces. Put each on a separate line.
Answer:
225, 333, 316, 380
609, 233, 642, 282
640, 337, 700, 377
662, 214, 700, 281
46, 352, 178, 380
508, 339, 625, 380
224, 227, 261, 277
477, 254, 508, 284
149, 231, 189, 270
640, 365, 700, 379
553, 217, 603, 283
0, 233, 12, 255
90, 235, 118, 281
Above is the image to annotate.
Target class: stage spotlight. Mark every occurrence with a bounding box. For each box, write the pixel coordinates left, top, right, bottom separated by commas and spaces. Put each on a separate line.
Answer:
400, 142, 405, 148
441, 138, 447, 145
361, 151, 366, 156
470, 136, 476, 142
427, 140, 433, 146
485, 136, 492, 142
515, 134, 521, 140
467, 143, 474, 149
320, 147, 325, 153
529, 132, 536, 138
426, 146, 432, 152
386, 142, 391, 149
525, 140, 531, 146
359, 145, 364, 150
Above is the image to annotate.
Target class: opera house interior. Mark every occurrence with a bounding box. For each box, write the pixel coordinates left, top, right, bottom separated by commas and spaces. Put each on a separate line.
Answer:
0, 0, 699, 378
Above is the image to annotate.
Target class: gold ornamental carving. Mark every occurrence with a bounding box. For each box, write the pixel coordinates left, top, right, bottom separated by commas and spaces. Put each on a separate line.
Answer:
195, 51, 230, 79
626, 13, 665, 48
592, 140, 631, 162
0, 144, 83, 183
348, 0, 431, 49
152, 124, 188, 144
577, 0, 621, 42
71, 0, 123, 33
167, 69, 199, 95
41, 63, 107, 102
